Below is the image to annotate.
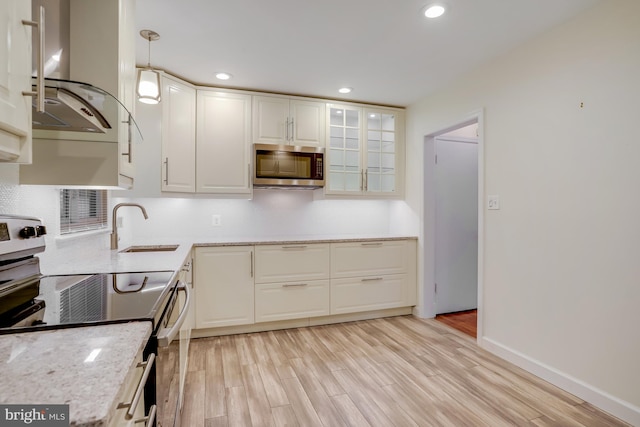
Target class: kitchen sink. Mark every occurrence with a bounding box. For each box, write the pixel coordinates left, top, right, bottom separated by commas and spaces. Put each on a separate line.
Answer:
119, 244, 179, 253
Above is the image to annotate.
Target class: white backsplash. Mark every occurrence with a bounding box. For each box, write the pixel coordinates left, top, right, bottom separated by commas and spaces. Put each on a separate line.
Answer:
1, 166, 416, 266
112, 190, 412, 245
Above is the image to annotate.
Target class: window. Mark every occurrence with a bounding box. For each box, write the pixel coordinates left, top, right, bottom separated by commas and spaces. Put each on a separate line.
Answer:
59, 189, 108, 234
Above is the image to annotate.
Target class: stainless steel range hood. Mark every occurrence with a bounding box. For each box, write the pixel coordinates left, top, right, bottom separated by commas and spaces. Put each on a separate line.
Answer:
33, 85, 111, 133
30, 77, 141, 143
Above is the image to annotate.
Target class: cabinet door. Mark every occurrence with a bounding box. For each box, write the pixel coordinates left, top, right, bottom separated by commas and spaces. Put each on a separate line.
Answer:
331, 274, 408, 314
117, 0, 136, 181
331, 240, 409, 278
252, 95, 289, 144
255, 280, 330, 322
254, 244, 330, 283
289, 99, 325, 147
326, 104, 362, 193
0, 0, 32, 163
364, 108, 403, 195
197, 90, 252, 194
162, 77, 196, 192
194, 246, 254, 328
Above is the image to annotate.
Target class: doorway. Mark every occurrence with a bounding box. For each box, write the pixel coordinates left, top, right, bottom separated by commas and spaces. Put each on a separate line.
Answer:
423, 118, 482, 339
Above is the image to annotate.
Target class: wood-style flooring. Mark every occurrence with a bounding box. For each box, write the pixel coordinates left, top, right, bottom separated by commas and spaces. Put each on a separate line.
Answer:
180, 315, 628, 427
435, 309, 477, 338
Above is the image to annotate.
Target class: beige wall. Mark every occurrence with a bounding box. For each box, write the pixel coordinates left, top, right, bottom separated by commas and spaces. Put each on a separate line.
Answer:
406, 0, 640, 422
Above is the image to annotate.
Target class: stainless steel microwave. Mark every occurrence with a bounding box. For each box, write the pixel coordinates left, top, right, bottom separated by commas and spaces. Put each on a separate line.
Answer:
254, 144, 325, 189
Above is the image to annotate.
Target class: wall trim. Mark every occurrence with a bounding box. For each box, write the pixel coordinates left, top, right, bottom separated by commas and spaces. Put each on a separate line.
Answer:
481, 337, 640, 426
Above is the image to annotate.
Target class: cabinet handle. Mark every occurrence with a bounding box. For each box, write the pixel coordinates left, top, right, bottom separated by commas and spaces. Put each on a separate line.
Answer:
289, 117, 294, 142
361, 277, 383, 282
364, 169, 368, 192
22, 6, 45, 112
118, 353, 155, 420
283, 283, 308, 287
248, 163, 251, 186
360, 170, 364, 191
134, 404, 156, 426
121, 114, 133, 163
361, 242, 383, 247
250, 251, 253, 278
282, 245, 307, 249
164, 157, 169, 184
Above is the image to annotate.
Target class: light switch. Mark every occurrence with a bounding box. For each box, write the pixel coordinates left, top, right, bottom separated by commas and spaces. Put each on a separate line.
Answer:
488, 195, 500, 210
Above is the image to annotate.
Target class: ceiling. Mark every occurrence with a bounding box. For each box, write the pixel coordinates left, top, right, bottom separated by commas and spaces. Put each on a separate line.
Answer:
134, 0, 601, 107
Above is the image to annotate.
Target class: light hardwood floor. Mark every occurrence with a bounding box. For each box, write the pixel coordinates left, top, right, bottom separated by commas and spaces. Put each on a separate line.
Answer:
180, 315, 629, 427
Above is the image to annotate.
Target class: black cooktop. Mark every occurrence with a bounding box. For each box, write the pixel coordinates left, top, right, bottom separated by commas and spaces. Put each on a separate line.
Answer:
0, 270, 177, 334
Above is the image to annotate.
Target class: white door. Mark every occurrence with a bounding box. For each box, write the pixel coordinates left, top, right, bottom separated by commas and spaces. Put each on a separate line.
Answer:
435, 137, 478, 314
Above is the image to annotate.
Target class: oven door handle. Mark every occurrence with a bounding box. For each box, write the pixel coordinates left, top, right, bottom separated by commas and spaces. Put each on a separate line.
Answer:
157, 281, 191, 348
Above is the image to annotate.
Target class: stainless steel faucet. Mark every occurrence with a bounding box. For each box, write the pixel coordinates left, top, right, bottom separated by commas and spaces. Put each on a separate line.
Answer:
110, 203, 149, 250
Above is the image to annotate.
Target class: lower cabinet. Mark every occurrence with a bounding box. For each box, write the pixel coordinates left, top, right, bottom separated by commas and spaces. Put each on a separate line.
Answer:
109, 350, 146, 427
194, 246, 254, 328
192, 239, 417, 333
255, 280, 330, 322
331, 274, 410, 314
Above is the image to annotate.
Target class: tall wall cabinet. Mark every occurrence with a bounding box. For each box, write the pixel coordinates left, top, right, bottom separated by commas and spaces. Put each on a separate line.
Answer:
0, 0, 32, 163
326, 103, 404, 197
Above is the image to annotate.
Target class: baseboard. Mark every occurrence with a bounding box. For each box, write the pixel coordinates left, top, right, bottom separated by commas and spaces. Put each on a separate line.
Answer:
481, 337, 640, 426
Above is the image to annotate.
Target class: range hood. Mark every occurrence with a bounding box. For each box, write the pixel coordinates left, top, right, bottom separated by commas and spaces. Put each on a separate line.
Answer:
31, 77, 140, 138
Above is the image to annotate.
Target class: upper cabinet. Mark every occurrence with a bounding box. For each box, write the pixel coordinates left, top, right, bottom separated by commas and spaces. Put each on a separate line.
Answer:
253, 95, 325, 147
0, 0, 33, 163
19, 0, 139, 188
326, 103, 404, 197
161, 75, 196, 193
196, 89, 252, 194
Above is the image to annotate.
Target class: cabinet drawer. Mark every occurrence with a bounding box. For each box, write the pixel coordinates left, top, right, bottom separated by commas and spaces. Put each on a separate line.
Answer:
330, 274, 409, 315
110, 351, 145, 427
255, 280, 330, 322
331, 240, 409, 278
255, 243, 330, 283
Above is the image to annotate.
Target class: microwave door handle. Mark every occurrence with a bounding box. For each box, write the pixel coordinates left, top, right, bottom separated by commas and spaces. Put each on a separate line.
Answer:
157, 282, 191, 347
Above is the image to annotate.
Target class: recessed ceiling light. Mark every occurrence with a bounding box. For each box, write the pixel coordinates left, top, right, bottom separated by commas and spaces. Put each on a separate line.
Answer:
424, 4, 446, 18
215, 72, 232, 80
338, 87, 352, 94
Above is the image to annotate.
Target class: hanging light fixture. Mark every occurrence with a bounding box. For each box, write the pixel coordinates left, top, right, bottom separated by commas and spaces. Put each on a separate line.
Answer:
137, 29, 161, 104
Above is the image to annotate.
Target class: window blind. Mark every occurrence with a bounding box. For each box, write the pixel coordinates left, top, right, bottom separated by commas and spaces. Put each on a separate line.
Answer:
59, 189, 108, 234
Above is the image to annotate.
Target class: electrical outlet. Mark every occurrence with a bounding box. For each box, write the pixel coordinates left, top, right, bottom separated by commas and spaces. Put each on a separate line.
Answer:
116, 216, 124, 227
488, 195, 500, 210
211, 214, 222, 226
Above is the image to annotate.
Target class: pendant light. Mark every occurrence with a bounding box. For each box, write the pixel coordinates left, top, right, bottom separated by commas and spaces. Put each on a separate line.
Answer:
137, 30, 161, 104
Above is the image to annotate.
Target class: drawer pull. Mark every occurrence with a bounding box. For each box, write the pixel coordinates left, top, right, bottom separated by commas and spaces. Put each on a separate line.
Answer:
283, 283, 308, 288
361, 277, 383, 282
282, 245, 308, 249
361, 242, 383, 247
134, 404, 156, 426
118, 353, 155, 420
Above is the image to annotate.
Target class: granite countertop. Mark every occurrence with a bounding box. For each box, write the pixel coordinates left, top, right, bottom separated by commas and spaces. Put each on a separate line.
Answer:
0, 322, 152, 427
39, 235, 416, 276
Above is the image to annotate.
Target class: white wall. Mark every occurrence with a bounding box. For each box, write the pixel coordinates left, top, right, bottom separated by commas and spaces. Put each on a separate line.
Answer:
406, 0, 640, 422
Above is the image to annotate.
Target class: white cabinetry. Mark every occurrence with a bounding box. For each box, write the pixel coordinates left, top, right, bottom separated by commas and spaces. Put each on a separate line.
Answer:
253, 95, 325, 146
194, 246, 254, 328
327, 104, 404, 197
161, 75, 196, 192
109, 349, 148, 427
70, 0, 137, 185
254, 244, 330, 322
0, 0, 32, 163
196, 90, 252, 194
330, 240, 416, 314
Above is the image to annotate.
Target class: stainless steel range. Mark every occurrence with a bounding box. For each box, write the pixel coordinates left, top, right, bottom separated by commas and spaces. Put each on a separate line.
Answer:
0, 214, 190, 427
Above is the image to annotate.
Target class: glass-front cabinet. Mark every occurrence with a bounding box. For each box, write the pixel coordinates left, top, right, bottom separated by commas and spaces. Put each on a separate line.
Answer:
327, 104, 403, 196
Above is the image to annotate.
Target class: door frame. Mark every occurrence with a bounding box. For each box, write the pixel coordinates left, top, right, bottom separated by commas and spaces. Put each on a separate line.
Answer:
422, 110, 485, 344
